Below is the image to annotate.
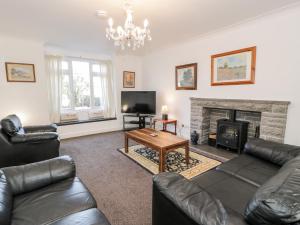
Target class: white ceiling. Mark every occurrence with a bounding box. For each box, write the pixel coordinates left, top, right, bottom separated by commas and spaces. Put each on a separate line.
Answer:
0, 0, 299, 55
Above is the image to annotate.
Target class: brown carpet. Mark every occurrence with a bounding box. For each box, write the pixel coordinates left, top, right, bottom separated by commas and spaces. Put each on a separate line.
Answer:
60, 131, 152, 225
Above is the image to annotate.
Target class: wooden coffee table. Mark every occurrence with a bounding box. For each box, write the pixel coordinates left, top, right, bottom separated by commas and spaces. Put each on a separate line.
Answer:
124, 128, 189, 172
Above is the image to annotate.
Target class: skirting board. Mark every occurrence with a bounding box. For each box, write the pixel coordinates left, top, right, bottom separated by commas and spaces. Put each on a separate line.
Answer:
59, 126, 123, 139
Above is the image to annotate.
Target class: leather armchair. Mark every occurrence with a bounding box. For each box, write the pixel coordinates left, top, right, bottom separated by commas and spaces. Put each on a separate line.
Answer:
0, 156, 111, 225
0, 114, 60, 168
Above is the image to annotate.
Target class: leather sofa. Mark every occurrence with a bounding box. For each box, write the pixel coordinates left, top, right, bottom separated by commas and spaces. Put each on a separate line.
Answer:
153, 138, 300, 225
0, 155, 111, 225
0, 114, 60, 167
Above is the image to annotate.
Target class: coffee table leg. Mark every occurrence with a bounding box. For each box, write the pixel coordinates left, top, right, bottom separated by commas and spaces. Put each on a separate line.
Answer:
185, 143, 190, 165
125, 134, 129, 153
159, 150, 165, 172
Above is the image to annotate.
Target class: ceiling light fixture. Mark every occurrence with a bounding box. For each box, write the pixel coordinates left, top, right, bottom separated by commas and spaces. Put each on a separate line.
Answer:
105, 0, 151, 50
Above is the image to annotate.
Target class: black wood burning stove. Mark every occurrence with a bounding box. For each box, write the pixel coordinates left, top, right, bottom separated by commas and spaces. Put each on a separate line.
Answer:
216, 110, 249, 154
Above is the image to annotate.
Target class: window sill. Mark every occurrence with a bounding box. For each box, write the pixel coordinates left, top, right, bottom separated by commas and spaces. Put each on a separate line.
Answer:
57, 117, 117, 126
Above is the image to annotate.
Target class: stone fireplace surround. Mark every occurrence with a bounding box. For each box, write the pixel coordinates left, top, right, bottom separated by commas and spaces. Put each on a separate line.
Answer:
190, 98, 290, 144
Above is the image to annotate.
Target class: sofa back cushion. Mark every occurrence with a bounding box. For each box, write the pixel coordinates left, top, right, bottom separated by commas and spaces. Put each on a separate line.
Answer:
1, 114, 22, 136
244, 138, 300, 166
0, 171, 13, 225
244, 155, 300, 225
2, 156, 75, 195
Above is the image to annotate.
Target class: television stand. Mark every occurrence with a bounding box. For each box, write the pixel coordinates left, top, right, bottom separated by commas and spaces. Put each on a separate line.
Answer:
123, 114, 154, 131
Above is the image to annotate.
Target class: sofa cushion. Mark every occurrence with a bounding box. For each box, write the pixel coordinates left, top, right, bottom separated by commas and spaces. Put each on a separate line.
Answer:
245, 159, 300, 225
11, 177, 97, 225
47, 209, 111, 225
244, 138, 300, 166
216, 154, 279, 187
0, 171, 12, 225
192, 169, 258, 215
1, 115, 22, 136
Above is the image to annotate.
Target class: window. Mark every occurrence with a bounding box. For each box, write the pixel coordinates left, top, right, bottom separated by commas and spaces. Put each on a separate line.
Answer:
60, 57, 115, 121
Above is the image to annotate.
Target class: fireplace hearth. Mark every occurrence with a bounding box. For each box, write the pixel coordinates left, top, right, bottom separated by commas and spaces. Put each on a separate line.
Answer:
216, 110, 249, 154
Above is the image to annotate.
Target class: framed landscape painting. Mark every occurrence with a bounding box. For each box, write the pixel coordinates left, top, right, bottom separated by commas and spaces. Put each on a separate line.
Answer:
211, 46, 256, 86
5, 62, 36, 82
175, 63, 197, 90
123, 71, 135, 88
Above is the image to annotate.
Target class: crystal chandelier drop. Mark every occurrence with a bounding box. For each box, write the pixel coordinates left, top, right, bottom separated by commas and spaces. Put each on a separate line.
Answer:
106, 1, 151, 50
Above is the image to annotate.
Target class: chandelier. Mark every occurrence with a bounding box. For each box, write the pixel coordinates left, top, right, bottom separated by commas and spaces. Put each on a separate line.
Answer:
105, 1, 151, 50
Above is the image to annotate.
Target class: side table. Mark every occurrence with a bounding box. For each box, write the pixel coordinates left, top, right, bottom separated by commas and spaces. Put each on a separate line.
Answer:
153, 119, 177, 135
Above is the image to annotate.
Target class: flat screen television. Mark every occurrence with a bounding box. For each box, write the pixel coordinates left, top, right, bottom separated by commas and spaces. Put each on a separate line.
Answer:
121, 91, 156, 114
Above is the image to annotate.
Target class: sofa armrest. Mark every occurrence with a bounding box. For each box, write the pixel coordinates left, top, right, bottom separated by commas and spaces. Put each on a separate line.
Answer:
0, 171, 13, 225
153, 172, 228, 225
244, 138, 300, 166
10, 132, 58, 143
2, 156, 75, 195
23, 124, 58, 133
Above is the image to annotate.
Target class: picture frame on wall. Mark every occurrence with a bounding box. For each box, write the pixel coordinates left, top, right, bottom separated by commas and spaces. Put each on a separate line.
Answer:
5, 62, 36, 82
211, 46, 256, 86
175, 63, 197, 90
123, 71, 135, 88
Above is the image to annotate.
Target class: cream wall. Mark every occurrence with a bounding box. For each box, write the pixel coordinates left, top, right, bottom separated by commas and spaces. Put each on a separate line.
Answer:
142, 6, 300, 145
1, 5, 300, 144
0, 36, 50, 125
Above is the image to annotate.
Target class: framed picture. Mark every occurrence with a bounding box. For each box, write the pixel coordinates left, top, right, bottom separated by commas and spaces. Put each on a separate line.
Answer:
123, 71, 135, 88
175, 63, 197, 90
211, 46, 256, 86
5, 62, 36, 82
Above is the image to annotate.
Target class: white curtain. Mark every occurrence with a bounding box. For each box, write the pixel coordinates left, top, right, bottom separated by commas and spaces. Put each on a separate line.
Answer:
102, 61, 116, 118
46, 55, 63, 123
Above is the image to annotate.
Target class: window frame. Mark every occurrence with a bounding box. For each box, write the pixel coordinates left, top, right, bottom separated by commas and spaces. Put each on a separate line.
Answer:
60, 57, 110, 112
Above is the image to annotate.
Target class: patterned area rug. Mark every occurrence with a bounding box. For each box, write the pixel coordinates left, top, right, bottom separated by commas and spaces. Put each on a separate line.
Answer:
118, 145, 221, 179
